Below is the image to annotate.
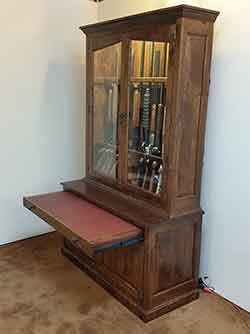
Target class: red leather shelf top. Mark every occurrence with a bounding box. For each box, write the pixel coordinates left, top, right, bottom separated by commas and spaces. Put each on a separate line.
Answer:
24, 191, 141, 246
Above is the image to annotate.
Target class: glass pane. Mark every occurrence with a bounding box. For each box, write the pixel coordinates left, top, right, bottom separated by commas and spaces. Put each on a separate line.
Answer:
93, 43, 121, 179
128, 41, 169, 196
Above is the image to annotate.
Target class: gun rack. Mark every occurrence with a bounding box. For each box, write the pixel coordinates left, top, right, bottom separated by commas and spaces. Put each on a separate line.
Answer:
24, 5, 219, 322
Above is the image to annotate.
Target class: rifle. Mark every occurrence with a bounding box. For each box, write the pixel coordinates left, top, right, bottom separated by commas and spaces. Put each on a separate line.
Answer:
141, 86, 150, 146
162, 42, 168, 77
154, 49, 161, 77
161, 105, 167, 156
131, 84, 141, 149
143, 158, 152, 190
107, 149, 117, 178
149, 161, 159, 193
156, 164, 163, 195
111, 82, 118, 145
141, 42, 155, 147
110, 48, 120, 146
153, 85, 164, 155
95, 147, 110, 175
131, 47, 135, 77
136, 157, 146, 187
95, 147, 106, 172
103, 81, 113, 144
138, 41, 145, 145
149, 102, 157, 147
109, 159, 117, 178
150, 42, 155, 78
140, 41, 146, 77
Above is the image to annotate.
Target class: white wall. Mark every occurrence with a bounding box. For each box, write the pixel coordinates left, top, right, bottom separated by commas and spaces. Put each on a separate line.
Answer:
98, 0, 166, 21
200, 0, 250, 312
0, 0, 97, 245
98, 0, 203, 21
98, 0, 250, 311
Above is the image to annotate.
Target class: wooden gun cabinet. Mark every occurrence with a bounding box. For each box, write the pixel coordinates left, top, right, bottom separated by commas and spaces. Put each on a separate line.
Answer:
23, 5, 219, 322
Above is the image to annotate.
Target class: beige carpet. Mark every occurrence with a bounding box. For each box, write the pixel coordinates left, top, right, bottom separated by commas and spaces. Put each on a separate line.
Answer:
0, 232, 249, 334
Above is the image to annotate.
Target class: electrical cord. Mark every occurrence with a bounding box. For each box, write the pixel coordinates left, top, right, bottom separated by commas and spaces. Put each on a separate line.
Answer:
199, 278, 250, 332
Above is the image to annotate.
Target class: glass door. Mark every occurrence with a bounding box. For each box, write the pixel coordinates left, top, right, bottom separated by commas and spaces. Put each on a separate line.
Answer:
127, 40, 170, 196
92, 42, 121, 180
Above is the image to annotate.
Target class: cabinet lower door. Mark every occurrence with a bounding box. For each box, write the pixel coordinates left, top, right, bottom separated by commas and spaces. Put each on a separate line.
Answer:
23, 191, 143, 257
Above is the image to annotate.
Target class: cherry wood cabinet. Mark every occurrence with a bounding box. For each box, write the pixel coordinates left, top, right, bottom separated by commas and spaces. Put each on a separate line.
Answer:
23, 5, 219, 321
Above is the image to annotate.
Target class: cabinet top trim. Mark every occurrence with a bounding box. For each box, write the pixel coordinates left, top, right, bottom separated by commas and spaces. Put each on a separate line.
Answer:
80, 5, 219, 35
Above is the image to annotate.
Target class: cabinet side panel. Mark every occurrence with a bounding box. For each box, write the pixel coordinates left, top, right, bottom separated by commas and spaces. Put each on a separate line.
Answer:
149, 213, 202, 311
153, 223, 194, 294
170, 18, 214, 216
177, 34, 206, 197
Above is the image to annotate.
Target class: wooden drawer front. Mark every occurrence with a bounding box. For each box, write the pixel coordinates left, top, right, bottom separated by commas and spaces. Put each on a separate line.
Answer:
23, 191, 143, 257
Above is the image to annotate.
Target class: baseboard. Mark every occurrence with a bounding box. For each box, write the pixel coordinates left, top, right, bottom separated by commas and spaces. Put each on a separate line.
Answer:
0, 231, 56, 249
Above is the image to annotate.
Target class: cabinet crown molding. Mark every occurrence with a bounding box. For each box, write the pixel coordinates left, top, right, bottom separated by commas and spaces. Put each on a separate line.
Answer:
80, 5, 219, 35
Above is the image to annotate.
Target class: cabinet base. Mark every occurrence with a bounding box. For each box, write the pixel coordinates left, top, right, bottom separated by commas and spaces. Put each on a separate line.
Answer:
62, 244, 200, 322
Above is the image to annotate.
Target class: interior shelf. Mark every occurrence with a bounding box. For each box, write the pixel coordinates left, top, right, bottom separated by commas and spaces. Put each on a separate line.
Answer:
130, 77, 167, 84
128, 149, 162, 163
